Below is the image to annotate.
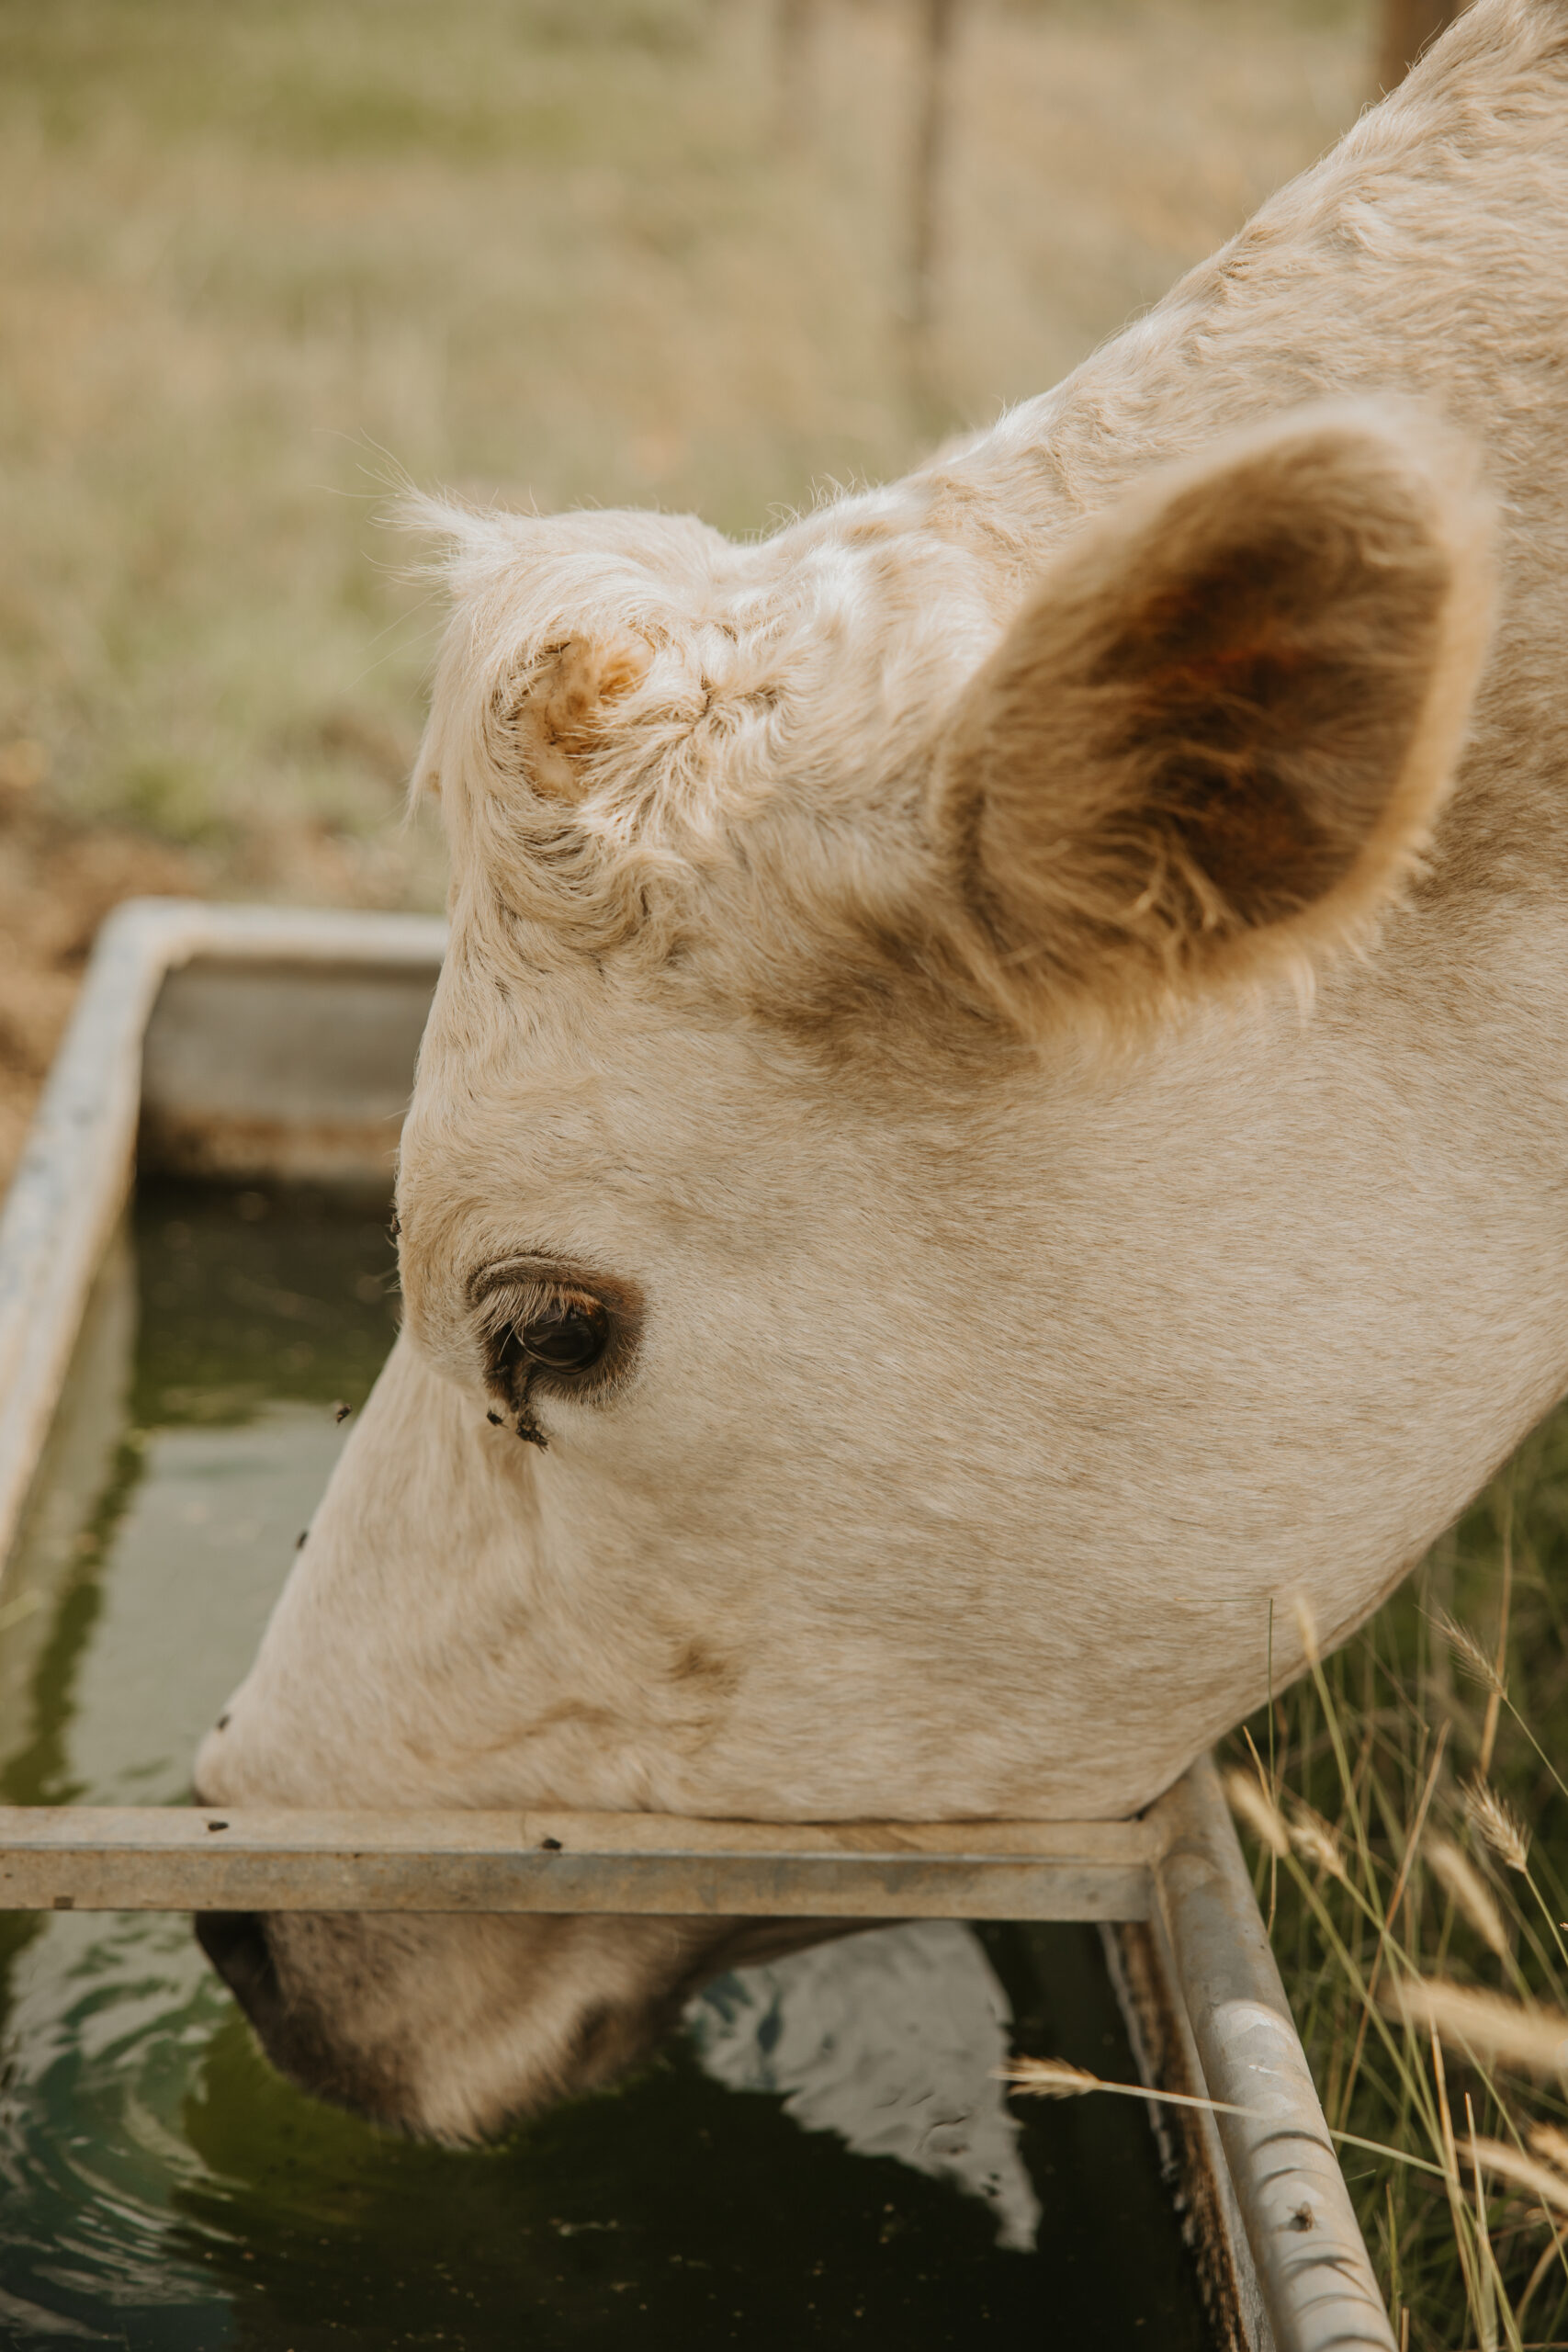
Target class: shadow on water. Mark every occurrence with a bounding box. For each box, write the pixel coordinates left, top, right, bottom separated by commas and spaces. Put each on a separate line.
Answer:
0, 1182, 1213, 2350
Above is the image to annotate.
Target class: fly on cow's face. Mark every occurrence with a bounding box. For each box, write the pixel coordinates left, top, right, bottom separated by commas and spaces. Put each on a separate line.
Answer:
468, 1257, 642, 1446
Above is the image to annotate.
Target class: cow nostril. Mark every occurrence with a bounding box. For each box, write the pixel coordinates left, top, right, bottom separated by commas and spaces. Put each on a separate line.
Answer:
196, 1910, 281, 2027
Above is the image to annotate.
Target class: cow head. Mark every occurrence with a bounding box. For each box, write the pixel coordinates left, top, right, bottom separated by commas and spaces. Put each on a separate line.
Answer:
196, 408, 1506, 2137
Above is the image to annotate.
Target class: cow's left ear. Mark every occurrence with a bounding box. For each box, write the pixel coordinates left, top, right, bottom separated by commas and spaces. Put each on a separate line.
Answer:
931, 408, 1495, 1029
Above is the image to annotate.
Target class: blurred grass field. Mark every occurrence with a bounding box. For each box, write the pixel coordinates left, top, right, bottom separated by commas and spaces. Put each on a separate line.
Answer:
0, 0, 1368, 884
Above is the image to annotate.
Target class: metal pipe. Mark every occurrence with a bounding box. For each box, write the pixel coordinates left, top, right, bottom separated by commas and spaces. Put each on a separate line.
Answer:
1154, 1758, 1396, 2352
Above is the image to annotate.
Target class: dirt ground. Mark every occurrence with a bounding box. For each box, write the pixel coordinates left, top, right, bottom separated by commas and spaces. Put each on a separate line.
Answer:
0, 764, 446, 1193
0, 757, 203, 1189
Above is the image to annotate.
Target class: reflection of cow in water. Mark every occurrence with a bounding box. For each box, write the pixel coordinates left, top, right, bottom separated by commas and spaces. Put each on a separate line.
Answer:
692, 1923, 1040, 2254
197, 1, 1568, 2141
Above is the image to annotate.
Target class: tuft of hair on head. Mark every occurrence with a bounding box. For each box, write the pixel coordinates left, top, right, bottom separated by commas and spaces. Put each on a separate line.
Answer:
927, 402, 1497, 1041
486, 632, 654, 808
396, 489, 736, 952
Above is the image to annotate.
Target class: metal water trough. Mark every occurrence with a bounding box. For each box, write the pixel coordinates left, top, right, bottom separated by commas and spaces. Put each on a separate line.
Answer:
0, 898, 1396, 2352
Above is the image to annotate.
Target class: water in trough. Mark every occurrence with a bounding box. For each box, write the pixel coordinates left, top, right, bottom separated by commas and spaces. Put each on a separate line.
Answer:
0, 1183, 1212, 2348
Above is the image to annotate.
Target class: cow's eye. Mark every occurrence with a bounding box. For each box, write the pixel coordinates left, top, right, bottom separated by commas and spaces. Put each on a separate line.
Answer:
472, 1260, 641, 1440
519, 1297, 608, 1374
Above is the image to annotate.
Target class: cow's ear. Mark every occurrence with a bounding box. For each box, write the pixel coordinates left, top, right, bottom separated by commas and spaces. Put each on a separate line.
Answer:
932, 410, 1495, 1029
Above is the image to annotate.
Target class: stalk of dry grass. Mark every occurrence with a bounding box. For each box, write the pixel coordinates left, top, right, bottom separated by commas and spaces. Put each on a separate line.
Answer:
1291, 1801, 1350, 1883
1467, 2138, 1568, 2222
1437, 1610, 1509, 1701
1388, 1984, 1568, 2084
1464, 1779, 1533, 1878
1225, 1397, 1568, 2348
1429, 1838, 1510, 1962
998, 2053, 1268, 2120
1223, 1763, 1291, 1858
1001, 2052, 1456, 2181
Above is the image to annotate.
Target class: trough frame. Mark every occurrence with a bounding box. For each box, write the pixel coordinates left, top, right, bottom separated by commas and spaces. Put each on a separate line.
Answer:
0, 898, 1396, 2352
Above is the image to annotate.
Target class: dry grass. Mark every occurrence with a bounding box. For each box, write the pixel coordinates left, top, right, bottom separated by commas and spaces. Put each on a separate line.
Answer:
1224, 1401, 1568, 2349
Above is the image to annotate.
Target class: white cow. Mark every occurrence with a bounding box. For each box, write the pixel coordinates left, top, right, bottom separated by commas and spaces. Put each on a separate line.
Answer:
196, 0, 1568, 2139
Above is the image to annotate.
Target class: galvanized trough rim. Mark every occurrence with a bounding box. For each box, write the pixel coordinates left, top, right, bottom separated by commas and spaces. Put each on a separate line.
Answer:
0, 897, 1396, 2352
0, 1801, 1162, 1919
0, 896, 448, 1566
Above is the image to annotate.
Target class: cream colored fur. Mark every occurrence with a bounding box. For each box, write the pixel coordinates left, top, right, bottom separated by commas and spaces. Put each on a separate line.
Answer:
197, 0, 1568, 2141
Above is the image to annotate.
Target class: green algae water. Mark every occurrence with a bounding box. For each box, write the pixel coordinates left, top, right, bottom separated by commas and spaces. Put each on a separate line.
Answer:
0, 1183, 1210, 2350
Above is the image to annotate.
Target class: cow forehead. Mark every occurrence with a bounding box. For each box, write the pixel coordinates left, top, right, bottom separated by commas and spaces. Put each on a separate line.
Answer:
400, 960, 889, 1263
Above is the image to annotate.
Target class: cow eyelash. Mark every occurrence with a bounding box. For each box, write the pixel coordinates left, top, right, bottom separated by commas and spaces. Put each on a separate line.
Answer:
474, 1272, 624, 1448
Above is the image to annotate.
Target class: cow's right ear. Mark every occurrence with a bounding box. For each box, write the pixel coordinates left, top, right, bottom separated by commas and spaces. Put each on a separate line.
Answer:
931, 408, 1495, 1032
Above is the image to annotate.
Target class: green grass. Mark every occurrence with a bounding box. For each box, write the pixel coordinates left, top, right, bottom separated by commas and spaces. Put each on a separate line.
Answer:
0, 0, 1371, 897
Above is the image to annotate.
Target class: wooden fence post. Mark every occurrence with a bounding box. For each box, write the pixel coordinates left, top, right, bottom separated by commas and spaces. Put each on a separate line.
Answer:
775, 0, 821, 146
908, 0, 958, 337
